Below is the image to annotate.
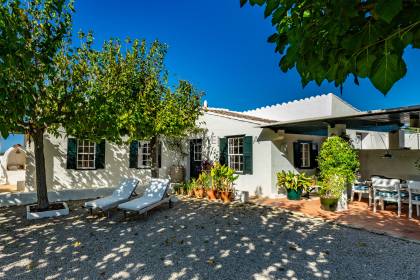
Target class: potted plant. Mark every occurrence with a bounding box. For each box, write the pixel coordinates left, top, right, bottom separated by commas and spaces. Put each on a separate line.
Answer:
214, 163, 238, 203
317, 136, 360, 211
197, 171, 215, 200
319, 173, 346, 211
185, 181, 194, 197
277, 170, 312, 200
209, 162, 222, 200
196, 172, 210, 199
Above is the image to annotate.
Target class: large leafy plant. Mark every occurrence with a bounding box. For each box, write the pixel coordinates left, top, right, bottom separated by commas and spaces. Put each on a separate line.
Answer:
276, 170, 312, 192
317, 136, 360, 184
210, 162, 238, 192
241, 0, 420, 94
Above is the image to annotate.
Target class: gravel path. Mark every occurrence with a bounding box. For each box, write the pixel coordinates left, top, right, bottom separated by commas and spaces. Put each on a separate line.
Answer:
0, 198, 419, 280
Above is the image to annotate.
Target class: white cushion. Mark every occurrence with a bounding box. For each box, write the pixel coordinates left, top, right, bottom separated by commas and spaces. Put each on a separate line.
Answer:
143, 179, 170, 200
112, 178, 139, 198
84, 178, 139, 210
118, 178, 170, 212
85, 196, 127, 211
372, 178, 400, 191
118, 196, 161, 211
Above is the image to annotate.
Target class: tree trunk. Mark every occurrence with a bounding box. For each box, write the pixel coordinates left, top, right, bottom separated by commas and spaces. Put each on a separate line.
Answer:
150, 136, 159, 178
33, 129, 49, 210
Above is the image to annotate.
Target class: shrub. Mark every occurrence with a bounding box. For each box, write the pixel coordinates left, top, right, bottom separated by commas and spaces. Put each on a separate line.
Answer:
318, 173, 347, 199
317, 136, 359, 183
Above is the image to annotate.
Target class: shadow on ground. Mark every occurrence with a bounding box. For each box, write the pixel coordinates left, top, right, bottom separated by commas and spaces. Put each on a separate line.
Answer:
1, 198, 419, 280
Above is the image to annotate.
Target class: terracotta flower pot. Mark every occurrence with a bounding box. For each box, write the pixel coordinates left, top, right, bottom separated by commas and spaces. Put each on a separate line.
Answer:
206, 189, 217, 200
220, 191, 233, 203
194, 188, 205, 198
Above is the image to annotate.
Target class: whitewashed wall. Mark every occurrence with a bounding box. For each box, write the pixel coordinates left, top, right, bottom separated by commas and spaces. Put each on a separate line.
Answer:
25, 133, 179, 192
199, 113, 272, 197
347, 129, 389, 149
358, 149, 420, 180
199, 113, 325, 197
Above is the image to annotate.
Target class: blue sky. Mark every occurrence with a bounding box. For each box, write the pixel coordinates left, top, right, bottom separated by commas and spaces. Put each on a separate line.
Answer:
70, 0, 420, 112
2, 1, 419, 152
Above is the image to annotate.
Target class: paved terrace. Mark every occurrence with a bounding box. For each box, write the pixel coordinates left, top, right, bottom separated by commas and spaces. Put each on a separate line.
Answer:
253, 197, 420, 242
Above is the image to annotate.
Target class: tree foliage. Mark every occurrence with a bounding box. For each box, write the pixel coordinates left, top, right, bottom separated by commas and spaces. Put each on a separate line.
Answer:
0, 0, 202, 208
241, 0, 420, 94
317, 136, 360, 184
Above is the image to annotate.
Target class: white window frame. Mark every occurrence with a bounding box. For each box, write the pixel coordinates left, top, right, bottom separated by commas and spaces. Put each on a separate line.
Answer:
138, 141, 151, 168
193, 140, 202, 162
228, 136, 244, 173
77, 140, 96, 170
301, 143, 311, 168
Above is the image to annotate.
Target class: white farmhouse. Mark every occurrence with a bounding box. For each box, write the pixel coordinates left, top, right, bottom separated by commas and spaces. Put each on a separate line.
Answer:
2, 93, 420, 206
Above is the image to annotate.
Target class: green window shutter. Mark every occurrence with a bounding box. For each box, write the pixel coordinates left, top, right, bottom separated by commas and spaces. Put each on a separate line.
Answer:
219, 137, 228, 165
293, 142, 302, 168
243, 136, 253, 175
95, 140, 106, 169
129, 141, 139, 168
157, 141, 162, 168
66, 138, 77, 169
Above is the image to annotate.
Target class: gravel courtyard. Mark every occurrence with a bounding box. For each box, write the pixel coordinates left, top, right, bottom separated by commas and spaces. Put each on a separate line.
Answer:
1, 198, 419, 280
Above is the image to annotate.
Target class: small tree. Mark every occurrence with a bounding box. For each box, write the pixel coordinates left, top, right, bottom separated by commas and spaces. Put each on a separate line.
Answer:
0, 0, 80, 209
317, 136, 359, 210
121, 41, 202, 177
0, 0, 201, 210
317, 136, 360, 183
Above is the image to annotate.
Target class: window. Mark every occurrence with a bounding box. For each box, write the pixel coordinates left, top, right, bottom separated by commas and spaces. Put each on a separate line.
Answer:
193, 141, 202, 161
138, 141, 151, 168
301, 143, 310, 168
228, 137, 244, 172
354, 132, 364, 149
77, 140, 96, 169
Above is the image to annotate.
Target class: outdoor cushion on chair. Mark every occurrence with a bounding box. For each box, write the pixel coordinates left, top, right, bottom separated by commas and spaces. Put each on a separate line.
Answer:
118, 178, 170, 215
376, 191, 408, 199
353, 185, 369, 191
84, 178, 139, 212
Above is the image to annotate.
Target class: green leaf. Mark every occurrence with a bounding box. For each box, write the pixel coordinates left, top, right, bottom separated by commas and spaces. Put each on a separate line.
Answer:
249, 0, 265, 6
264, 0, 279, 18
356, 53, 376, 78
267, 33, 278, 43
239, 0, 248, 7
413, 28, 420, 49
370, 54, 406, 94
375, 0, 402, 23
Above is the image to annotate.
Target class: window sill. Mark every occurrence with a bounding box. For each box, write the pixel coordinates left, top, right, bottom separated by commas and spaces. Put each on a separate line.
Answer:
75, 168, 98, 171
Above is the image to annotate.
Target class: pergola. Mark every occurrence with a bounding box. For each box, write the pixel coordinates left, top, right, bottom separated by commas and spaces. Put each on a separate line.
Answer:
259, 105, 420, 137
